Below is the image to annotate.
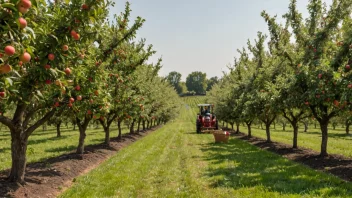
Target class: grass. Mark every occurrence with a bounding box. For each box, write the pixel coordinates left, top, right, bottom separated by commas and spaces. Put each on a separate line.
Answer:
60, 97, 352, 198
240, 124, 352, 157
0, 124, 129, 171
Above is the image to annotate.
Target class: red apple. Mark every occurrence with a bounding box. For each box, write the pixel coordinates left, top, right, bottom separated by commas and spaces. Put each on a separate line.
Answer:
19, 52, 31, 63
69, 97, 75, 103
54, 102, 60, 107
4, 46, 15, 56
20, 0, 31, 9
0, 92, 5, 98
45, 80, 51, 84
79, 54, 85, 59
75, 85, 81, 91
44, 64, 51, 69
346, 65, 350, 70
81, 4, 89, 10
62, 45, 69, 51
305, 101, 309, 105
48, 53, 55, 61
87, 110, 92, 115
18, 17, 27, 29
17, 6, 29, 14
318, 73, 322, 79
348, 84, 352, 88
334, 100, 339, 107
64, 68, 71, 75
0, 64, 12, 74
67, 103, 73, 107
77, 95, 82, 101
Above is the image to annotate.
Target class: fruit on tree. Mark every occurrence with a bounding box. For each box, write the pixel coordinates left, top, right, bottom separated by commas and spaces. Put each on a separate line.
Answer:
48, 54, 55, 61
68, 103, 73, 107
62, 45, 69, 51
348, 84, 352, 88
45, 80, 51, 84
44, 64, 51, 69
18, 17, 27, 29
19, 52, 31, 63
346, 65, 351, 71
4, 46, 15, 56
318, 74, 322, 79
87, 110, 92, 115
17, 0, 31, 14
0, 92, 5, 98
64, 68, 71, 75
0, 64, 12, 74
75, 85, 81, 91
81, 4, 89, 10
69, 97, 75, 103
77, 95, 82, 101
94, 90, 99, 96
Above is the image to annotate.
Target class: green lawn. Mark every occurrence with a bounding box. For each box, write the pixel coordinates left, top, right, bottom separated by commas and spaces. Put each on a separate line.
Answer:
0, 124, 128, 171
60, 97, 352, 198
241, 124, 352, 157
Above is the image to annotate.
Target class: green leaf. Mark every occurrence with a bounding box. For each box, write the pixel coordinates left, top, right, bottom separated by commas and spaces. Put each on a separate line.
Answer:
49, 34, 59, 42
5, 78, 13, 86
1, 3, 16, 11
36, 90, 44, 99
26, 27, 36, 39
333, 72, 341, 80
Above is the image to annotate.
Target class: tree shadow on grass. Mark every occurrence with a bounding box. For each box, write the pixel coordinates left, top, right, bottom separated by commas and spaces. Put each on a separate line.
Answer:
200, 138, 352, 197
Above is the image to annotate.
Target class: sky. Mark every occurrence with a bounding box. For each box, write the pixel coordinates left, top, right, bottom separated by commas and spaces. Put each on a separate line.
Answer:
109, 0, 332, 81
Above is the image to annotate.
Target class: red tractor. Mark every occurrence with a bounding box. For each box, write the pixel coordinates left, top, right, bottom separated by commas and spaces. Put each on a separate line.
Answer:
196, 104, 219, 133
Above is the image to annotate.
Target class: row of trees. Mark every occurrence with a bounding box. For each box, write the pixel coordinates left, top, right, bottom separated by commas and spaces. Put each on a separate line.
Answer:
208, 0, 352, 157
165, 71, 219, 95
0, 0, 180, 183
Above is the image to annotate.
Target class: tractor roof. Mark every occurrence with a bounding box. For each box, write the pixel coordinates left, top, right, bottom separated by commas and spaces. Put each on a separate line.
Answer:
197, 104, 213, 107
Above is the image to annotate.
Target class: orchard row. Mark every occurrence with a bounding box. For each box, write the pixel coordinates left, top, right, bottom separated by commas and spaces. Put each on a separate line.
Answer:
208, 0, 352, 157
0, 0, 180, 183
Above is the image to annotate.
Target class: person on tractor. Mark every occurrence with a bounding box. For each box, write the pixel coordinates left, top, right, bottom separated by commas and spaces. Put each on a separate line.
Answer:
204, 106, 210, 115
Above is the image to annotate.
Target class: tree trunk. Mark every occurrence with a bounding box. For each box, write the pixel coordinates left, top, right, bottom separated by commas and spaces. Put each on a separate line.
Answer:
319, 121, 329, 157
137, 118, 141, 132
304, 122, 308, 132
142, 120, 146, 130
104, 126, 110, 145
117, 120, 122, 140
332, 124, 336, 130
73, 123, 76, 130
147, 120, 150, 129
246, 122, 252, 138
273, 121, 276, 129
293, 124, 299, 149
282, 123, 286, 131
230, 123, 234, 130
265, 123, 271, 142
314, 122, 317, 129
56, 122, 61, 137
260, 123, 263, 129
236, 122, 240, 133
8, 130, 28, 183
76, 127, 86, 154
130, 119, 135, 134
346, 120, 350, 135
76, 117, 91, 154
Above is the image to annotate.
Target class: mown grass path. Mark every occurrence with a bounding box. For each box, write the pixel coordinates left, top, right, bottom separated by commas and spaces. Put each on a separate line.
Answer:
60, 97, 352, 198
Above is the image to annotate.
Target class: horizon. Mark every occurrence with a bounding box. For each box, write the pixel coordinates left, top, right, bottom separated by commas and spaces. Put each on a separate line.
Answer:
110, 0, 332, 81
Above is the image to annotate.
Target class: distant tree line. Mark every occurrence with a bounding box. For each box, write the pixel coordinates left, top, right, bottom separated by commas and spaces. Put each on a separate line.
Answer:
165, 71, 219, 96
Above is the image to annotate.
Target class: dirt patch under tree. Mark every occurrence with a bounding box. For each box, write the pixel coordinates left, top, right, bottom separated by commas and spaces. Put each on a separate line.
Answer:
0, 127, 160, 198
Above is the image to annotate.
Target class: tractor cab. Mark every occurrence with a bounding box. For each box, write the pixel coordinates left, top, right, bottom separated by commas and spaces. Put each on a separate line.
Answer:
196, 104, 218, 133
